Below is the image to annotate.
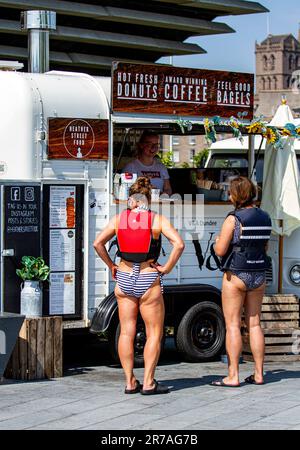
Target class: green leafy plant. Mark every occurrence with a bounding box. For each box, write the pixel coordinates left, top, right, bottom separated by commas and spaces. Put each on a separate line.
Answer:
193, 148, 210, 168
159, 151, 175, 168
16, 256, 50, 282
180, 162, 190, 169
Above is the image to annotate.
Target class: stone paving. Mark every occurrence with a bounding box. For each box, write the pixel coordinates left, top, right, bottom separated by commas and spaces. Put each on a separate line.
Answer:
1, 335, 300, 430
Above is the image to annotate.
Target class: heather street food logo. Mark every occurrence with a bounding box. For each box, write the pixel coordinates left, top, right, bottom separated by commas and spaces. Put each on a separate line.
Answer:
0, 330, 6, 355
48, 118, 109, 160
63, 119, 95, 159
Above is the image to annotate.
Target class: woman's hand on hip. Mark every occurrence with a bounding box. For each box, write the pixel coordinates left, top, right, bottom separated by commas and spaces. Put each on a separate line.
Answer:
110, 264, 119, 280
150, 262, 169, 275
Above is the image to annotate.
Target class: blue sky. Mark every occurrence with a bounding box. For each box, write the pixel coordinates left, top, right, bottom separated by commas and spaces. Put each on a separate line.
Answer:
159, 0, 299, 74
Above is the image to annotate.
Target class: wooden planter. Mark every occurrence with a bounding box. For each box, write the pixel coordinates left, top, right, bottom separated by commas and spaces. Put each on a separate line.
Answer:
4, 317, 63, 380
242, 295, 300, 362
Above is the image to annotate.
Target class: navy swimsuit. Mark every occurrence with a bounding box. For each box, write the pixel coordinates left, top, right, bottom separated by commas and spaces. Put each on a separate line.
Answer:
230, 217, 266, 290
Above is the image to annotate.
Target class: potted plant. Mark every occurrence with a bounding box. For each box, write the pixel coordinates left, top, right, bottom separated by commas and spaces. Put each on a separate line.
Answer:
16, 256, 50, 318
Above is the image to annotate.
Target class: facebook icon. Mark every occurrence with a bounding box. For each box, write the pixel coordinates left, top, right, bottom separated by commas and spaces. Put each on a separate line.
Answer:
11, 187, 20, 201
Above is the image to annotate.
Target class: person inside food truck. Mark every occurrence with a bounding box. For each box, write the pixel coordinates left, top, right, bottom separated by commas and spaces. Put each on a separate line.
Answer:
122, 131, 172, 196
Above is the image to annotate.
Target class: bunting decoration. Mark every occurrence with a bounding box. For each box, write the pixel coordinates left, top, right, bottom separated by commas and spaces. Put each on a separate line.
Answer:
176, 116, 300, 149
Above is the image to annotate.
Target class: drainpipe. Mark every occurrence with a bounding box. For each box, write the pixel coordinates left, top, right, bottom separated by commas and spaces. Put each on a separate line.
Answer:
21, 10, 56, 73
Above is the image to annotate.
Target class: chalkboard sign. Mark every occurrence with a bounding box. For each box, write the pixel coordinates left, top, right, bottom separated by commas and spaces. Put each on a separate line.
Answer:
3, 184, 41, 313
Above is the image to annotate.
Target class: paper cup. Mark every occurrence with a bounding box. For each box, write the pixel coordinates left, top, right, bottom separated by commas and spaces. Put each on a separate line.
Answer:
151, 189, 160, 202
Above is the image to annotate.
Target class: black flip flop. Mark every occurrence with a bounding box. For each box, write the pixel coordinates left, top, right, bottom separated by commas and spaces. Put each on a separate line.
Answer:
244, 375, 265, 386
211, 378, 240, 388
125, 380, 142, 394
140, 379, 170, 395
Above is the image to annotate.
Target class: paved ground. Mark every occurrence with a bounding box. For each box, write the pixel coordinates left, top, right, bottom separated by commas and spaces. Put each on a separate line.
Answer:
1, 334, 300, 430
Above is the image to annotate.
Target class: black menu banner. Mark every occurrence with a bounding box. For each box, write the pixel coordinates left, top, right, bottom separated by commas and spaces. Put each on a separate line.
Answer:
3, 184, 41, 313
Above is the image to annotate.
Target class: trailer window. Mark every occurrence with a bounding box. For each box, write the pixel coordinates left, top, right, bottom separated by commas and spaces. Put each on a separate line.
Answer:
208, 154, 265, 183
208, 154, 248, 169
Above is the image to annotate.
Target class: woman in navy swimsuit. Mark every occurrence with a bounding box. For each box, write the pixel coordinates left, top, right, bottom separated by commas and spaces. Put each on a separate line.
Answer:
94, 177, 184, 395
212, 177, 272, 388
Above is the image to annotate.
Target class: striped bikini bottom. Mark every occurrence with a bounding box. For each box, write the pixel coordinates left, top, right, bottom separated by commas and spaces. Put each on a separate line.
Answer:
116, 263, 164, 299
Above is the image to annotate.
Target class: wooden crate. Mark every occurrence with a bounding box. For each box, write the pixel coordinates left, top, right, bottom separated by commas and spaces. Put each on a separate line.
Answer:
242, 295, 300, 362
4, 317, 63, 380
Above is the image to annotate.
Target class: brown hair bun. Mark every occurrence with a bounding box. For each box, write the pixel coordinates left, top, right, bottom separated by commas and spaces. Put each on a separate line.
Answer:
129, 176, 152, 203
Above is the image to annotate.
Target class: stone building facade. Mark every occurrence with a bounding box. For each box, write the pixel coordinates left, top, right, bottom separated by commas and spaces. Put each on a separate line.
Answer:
255, 31, 300, 119
161, 135, 208, 167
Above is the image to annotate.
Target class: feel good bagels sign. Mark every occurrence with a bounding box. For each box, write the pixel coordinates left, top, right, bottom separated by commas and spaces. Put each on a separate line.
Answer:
112, 62, 254, 120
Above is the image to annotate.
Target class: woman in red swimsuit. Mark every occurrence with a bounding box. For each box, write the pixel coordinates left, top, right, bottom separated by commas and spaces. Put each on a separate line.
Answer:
94, 177, 184, 395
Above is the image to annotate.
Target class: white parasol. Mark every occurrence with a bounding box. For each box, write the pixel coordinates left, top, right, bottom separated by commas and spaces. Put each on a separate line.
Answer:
261, 101, 300, 236
261, 100, 300, 292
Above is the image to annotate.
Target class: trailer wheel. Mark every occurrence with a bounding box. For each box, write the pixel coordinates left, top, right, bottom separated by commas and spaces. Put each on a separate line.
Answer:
176, 301, 225, 362
108, 318, 165, 368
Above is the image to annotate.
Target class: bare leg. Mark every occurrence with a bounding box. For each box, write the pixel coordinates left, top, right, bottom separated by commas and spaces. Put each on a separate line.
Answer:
115, 284, 139, 390
139, 279, 165, 390
221, 273, 246, 386
244, 284, 266, 384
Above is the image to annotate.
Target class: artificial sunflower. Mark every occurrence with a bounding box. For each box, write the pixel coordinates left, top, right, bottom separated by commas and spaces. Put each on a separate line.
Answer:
296, 127, 300, 137
264, 127, 277, 144
282, 128, 292, 137
247, 122, 263, 134
204, 118, 211, 130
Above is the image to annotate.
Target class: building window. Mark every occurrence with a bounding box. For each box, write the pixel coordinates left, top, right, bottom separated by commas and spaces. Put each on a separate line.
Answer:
189, 136, 196, 145
269, 54, 275, 70
263, 55, 268, 70
189, 149, 195, 163
296, 56, 300, 69
261, 77, 266, 90
273, 76, 277, 90
267, 76, 272, 90
173, 150, 180, 163
289, 55, 294, 70
287, 76, 291, 89
172, 136, 180, 146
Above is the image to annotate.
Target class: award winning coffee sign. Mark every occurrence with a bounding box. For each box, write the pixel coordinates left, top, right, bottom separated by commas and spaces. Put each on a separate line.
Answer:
48, 118, 109, 160
112, 62, 254, 120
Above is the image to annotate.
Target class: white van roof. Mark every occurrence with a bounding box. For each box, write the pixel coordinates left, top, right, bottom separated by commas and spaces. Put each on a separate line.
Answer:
211, 135, 300, 151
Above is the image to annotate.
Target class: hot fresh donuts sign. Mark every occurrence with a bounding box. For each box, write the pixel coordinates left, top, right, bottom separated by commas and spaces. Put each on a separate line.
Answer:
112, 62, 254, 120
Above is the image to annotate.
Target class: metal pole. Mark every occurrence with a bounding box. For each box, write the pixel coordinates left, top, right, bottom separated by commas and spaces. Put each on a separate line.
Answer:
278, 221, 284, 294
248, 134, 256, 181
21, 10, 56, 73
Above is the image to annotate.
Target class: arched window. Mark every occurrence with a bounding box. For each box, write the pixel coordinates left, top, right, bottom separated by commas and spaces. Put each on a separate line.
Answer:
261, 77, 266, 90
289, 55, 294, 70
287, 76, 291, 89
267, 76, 272, 90
263, 55, 268, 71
296, 56, 300, 69
273, 76, 277, 90
269, 54, 275, 70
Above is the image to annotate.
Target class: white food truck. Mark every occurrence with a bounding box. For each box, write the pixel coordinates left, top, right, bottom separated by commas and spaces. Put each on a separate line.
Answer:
0, 55, 291, 366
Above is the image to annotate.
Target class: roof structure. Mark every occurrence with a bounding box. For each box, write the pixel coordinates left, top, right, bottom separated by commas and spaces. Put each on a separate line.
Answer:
260, 34, 298, 46
0, 0, 268, 74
